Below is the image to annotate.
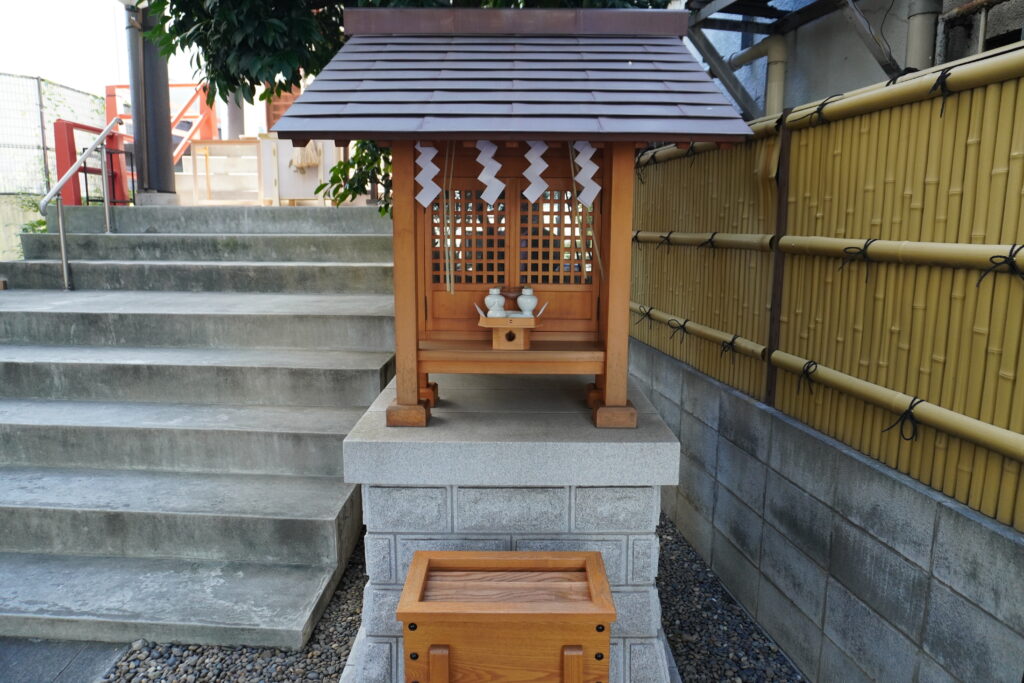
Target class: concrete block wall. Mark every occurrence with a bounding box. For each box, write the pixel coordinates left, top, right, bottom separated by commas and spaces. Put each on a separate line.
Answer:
631, 338, 1024, 683
357, 484, 671, 682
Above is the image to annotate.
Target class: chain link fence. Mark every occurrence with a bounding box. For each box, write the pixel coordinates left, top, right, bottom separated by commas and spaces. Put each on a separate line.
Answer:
0, 72, 105, 197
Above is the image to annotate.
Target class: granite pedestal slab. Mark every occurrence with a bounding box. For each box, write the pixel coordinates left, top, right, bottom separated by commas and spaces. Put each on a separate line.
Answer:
340, 374, 681, 683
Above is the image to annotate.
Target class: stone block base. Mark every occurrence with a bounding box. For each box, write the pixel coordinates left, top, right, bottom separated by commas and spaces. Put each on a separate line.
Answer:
340, 374, 682, 682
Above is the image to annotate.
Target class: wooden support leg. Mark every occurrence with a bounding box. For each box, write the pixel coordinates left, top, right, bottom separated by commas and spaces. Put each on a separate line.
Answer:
429, 645, 450, 683
562, 645, 583, 683
593, 141, 637, 428
419, 373, 439, 408
384, 141, 430, 428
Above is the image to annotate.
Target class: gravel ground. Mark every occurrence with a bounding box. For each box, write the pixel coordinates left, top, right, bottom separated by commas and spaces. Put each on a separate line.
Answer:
657, 515, 803, 682
102, 519, 801, 682
100, 542, 368, 683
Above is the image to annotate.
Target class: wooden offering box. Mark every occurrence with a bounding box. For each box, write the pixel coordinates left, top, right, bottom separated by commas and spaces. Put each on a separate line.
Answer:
478, 316, 536, 351
397, 551, 617, 682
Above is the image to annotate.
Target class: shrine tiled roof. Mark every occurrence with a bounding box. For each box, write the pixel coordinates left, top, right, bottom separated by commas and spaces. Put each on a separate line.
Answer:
273, 9, 751, 143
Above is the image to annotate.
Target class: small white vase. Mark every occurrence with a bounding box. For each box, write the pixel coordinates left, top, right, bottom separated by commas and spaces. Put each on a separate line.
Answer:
517, 287, 538, 317
484, 287, 506, 317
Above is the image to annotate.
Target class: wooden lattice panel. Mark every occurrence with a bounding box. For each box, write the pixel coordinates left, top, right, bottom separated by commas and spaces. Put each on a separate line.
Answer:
430, 187, 508, 286
519, 189, 595, 286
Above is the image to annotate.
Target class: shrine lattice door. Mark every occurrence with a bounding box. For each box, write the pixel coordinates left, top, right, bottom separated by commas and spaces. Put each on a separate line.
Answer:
418, 177, 603, 342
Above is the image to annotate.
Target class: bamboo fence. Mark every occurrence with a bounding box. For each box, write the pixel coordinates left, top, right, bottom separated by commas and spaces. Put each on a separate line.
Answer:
631, 43, 1024, 531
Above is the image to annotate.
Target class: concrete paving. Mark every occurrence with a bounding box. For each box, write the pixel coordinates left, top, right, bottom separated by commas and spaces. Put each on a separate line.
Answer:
0, 259, 393, 293
22, 233, 393, 262
0, 344, 393, 406
0, 291, 394, 350
0, 553, 341, 648
53, 205, 392, 234
0, 399, 361, 476
0, 636, 125, 683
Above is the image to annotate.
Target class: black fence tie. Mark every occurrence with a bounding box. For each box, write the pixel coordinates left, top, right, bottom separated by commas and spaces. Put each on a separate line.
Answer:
838, 238, 879, 282
657, 231, 675, 249
667, 318, 690, 341
812, 93, 843, 126
719, 334, 740, 363
886, 66, 918, 86
929, 68, 954, 116
882, 397, 926, 442
633, 305, 654, 329
975, 244, 1024, 287
774, 111, 787, 131
699, 232, 718, 249
797, 360, 818, 394
632, 231, 643, 251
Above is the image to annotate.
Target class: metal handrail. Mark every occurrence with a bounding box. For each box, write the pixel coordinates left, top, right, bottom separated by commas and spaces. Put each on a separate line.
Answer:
38, 116, 123, 290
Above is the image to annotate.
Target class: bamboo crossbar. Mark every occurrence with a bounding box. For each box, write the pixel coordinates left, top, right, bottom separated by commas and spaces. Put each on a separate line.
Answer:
636, 40, 1024, 167
632, 231, 1024, 273
631, 302, 1024, 464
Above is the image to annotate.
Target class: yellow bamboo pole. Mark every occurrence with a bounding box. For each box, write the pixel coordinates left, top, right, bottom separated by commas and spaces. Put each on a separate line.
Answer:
960, 83, 1003, 510
945, 84, 987, 503
912, 97, 947, 485
974, 80, 1019, 517
994, 79, 1024, 527
628, 302, 1024, 464
932, 89, 973, 492
784, 44, 1024, 131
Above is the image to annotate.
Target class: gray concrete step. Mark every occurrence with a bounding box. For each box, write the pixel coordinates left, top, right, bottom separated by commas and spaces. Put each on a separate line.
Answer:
21, 233, 393, 263
50, 206, 391, 235
0, 552, 339, 648
0, 400, 360, 477
0, 345, 394, 407
0, 466, 355, 565
0, 291, 394, 350
0, 260, 393, 294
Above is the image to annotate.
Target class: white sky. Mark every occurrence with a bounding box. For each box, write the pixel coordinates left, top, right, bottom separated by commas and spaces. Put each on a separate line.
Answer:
0, 1, 198, 96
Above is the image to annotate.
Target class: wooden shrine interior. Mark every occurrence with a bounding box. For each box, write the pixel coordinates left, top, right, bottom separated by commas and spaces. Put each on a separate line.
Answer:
385, 138, 639, 429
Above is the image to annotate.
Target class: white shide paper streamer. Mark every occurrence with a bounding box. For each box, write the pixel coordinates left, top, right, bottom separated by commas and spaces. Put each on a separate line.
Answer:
475, 140, 505, 206
522, 140, 549, 203
414, 143, 441, 208
572, 140, 601, 207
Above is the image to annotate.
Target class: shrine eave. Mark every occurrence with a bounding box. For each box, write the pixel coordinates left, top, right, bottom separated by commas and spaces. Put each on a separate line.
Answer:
272, 9, 752, 145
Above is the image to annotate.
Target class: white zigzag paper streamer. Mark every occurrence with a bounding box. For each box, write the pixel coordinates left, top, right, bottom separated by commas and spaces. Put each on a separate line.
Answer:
414, 143, 441, 208
475, 140, 505, 206
522, 140, 549, 203
572, 140, 601, 207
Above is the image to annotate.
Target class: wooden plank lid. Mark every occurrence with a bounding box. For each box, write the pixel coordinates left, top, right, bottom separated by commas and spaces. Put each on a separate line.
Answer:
396, 551, 617, 624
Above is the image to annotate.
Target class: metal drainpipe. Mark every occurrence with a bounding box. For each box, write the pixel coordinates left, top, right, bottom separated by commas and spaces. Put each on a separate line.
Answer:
907, 0, 942, 69
727, 35, 787, 117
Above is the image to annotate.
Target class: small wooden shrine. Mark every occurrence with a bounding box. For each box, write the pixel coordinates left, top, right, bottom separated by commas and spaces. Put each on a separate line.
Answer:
275, 8, 748, 428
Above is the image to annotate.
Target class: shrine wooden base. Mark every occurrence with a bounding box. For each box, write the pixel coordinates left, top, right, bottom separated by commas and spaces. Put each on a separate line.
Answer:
592, 401, 638, 428
386, 399, 432, 427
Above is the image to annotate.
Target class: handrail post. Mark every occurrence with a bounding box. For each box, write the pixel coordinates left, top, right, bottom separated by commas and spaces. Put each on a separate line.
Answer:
100, 145, 113, 234
55, 196, 73, 291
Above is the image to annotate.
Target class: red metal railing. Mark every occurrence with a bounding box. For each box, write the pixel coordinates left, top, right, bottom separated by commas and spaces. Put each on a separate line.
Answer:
105, 83, 219, 164
53, 119, 130, 208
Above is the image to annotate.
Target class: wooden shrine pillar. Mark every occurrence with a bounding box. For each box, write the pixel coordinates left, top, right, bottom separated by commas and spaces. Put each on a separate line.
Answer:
387, 141, 431, 427
593, 141, 638, 428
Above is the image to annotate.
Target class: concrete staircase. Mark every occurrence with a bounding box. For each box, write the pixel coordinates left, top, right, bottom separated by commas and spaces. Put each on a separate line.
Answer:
0, 206, 394, 648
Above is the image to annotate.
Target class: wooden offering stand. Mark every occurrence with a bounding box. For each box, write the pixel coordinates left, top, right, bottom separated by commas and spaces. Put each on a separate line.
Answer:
478, 316, 537, 351
397, 551, 616, 682
272, 8, 750, 428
